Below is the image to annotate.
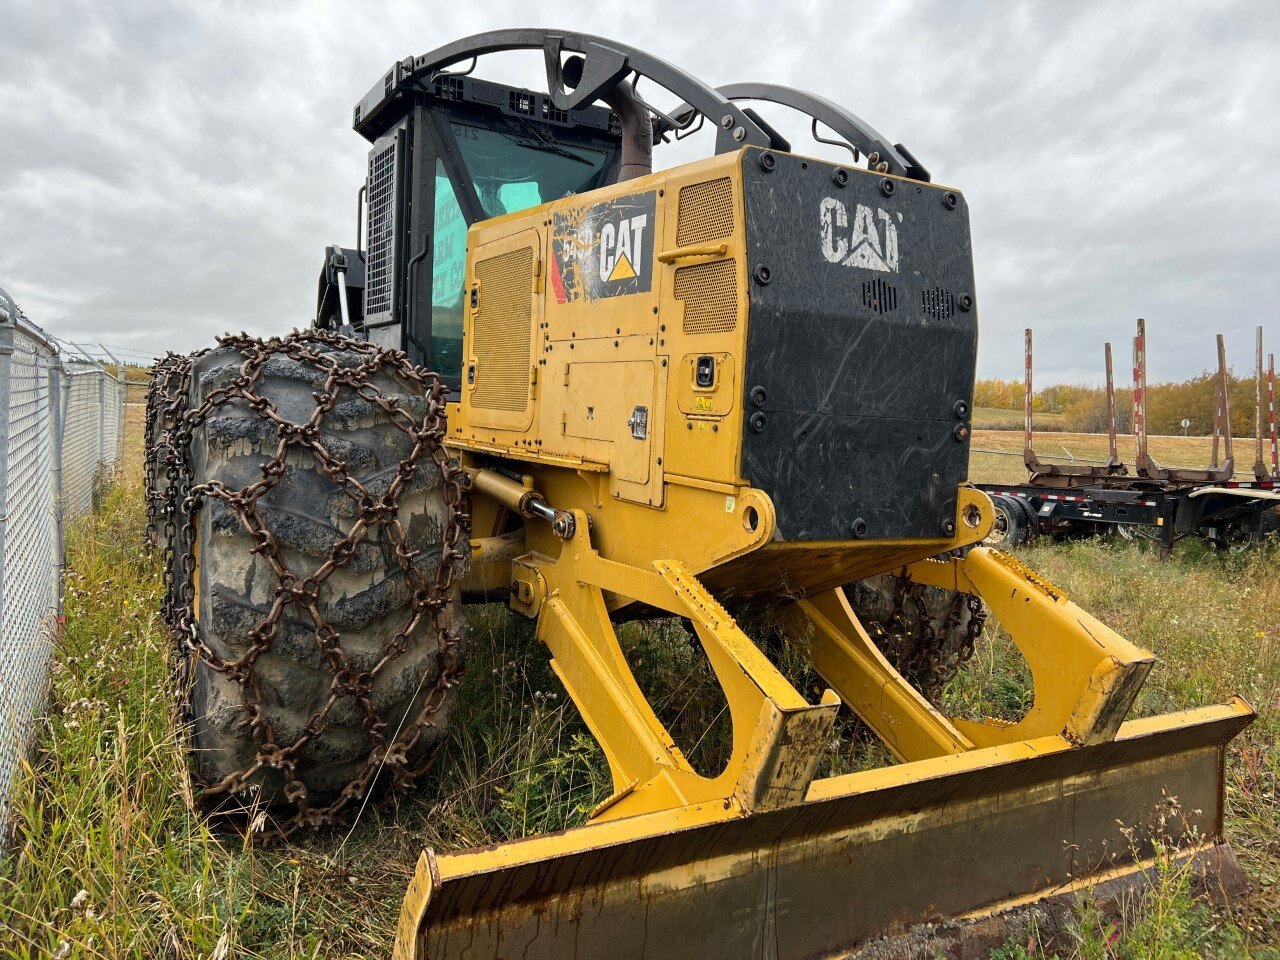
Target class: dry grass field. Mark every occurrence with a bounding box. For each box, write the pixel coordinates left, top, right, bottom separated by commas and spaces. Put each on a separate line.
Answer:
0, 403, 1275, 958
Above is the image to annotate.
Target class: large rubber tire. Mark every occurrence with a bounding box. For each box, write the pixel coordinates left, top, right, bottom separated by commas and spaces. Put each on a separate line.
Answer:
144, 356, 185, 547
180, 339, 465, 814
846, 574, 984, 700
982, 495, 1028, 547
1011, 495, 1039, 541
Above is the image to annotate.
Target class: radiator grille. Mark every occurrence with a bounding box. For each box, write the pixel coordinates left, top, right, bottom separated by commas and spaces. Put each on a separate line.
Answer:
677, 178, 734, 246
364, 137, 398, 322
676, 258, 738, 335
472, 247, 535, 411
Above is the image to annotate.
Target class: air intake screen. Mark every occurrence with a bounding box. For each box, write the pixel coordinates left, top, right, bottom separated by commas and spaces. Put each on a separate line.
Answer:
676, 258, 738, 335
364, 135, 399, 323
677, 178, 735, 245
472, 247, 535, 411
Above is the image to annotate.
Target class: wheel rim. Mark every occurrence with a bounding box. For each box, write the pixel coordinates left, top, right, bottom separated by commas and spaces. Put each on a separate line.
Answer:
984, 509, 1012, 545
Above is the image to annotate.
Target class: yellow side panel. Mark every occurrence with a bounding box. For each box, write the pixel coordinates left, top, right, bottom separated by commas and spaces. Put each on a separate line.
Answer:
563, 360, 655, 486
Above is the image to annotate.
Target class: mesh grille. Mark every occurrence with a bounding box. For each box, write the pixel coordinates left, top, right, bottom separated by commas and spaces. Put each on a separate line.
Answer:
365, 139, 397, 321
676, 258, 739, 335
473, 247, 535, 411
677, 178, 735, 246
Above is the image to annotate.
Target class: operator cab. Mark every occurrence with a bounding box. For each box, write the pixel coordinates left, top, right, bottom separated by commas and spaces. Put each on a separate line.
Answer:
317, 72, 621, 384
315, 30, 930, 394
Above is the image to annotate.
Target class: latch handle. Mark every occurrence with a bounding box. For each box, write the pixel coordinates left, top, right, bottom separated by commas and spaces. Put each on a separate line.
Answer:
656, 242, 728, 264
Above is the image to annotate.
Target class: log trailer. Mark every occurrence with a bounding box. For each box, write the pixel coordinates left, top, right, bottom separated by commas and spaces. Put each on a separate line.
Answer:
980, 323, 1280, 554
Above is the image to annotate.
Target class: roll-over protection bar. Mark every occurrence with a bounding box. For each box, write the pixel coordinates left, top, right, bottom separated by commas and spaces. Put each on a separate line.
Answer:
352, 29, 928, 180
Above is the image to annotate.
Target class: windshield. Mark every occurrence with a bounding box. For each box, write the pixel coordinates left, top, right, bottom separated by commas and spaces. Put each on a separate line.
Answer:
449, 120, 612, 218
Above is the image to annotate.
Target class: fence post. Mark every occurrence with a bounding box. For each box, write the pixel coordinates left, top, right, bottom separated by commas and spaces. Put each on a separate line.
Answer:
0, 302, 13, 838
117, 376, 125, 469
97, 363, 107, 469
0, 308, 15, 647
49, 354, 66, 621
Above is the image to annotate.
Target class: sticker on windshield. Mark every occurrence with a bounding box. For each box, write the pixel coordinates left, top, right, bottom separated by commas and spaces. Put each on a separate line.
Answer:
550, 192, 656, 303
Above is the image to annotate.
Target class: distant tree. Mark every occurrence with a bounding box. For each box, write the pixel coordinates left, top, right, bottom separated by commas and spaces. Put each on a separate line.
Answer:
973, 368, 1260, 437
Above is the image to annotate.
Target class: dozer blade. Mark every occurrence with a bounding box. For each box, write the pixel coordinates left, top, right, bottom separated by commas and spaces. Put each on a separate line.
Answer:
394, 699, 1251, 960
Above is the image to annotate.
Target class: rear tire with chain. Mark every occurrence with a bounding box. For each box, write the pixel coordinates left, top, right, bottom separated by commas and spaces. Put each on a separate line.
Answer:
846, 573, 985, 701
144, 355, 184, 547
175, 333, 466, 827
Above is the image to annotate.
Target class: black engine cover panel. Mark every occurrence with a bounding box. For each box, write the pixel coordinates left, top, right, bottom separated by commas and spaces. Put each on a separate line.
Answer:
739, 149, 978, 541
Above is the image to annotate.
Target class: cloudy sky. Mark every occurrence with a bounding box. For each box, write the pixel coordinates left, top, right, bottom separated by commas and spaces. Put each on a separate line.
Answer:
2, 0, 1278, 384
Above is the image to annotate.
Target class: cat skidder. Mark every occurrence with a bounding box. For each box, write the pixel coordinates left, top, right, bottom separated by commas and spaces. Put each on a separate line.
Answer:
148, 29, 1254, 959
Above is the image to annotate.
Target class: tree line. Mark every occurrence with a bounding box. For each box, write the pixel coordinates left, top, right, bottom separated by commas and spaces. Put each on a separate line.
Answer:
974, 370, 1271, 437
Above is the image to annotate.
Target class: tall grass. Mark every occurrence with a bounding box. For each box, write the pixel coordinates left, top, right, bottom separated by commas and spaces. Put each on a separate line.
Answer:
1, 411, 1276, 956
951, 536, 1280, 956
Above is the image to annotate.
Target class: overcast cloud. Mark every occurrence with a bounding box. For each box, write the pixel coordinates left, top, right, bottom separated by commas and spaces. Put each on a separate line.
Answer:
2, 0, 1278, 384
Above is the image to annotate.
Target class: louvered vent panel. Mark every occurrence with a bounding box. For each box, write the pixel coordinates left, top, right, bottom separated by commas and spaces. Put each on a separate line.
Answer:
472, 247, 534, 411
922, 287, 955, 321
676, 178, 735, 245
676, 258, 738, 335
364, 138, 398, 322
862, 277, 899, 314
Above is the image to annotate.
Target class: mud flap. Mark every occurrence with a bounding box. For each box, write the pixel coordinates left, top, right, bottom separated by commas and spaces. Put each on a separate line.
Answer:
394, 699, 1252, 960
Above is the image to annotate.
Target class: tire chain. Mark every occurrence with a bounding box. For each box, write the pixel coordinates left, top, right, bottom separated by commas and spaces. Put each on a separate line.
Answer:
145, 328, 469, 838
879, 573, 987, 701
142, 352, 185, 550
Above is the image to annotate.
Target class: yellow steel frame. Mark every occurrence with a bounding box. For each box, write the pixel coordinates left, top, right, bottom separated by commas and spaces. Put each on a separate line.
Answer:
524, 508, 840, 821
388, 145, 1252, 958
486, 494, 1156, 828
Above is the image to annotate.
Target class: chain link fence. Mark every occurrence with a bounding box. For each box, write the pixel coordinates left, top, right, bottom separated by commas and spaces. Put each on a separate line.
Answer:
0, 288, 126, 836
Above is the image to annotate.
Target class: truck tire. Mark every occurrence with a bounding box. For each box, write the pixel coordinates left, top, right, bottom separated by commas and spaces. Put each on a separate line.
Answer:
171, 331, 467, 830
983, 495, 1027, 547
1011, 495, 1039, 540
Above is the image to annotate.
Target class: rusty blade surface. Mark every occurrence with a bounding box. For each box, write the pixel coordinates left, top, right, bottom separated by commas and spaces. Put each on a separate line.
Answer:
395, 700, 1252, 960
